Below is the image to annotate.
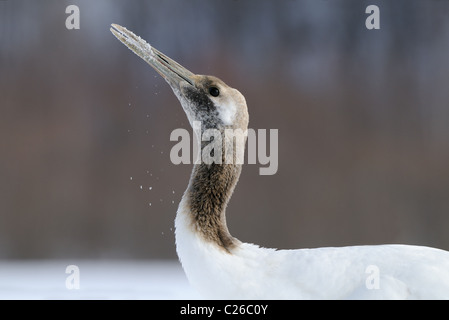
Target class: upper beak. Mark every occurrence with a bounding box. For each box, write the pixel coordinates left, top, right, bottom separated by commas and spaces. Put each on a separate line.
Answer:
110, 24, 195, 88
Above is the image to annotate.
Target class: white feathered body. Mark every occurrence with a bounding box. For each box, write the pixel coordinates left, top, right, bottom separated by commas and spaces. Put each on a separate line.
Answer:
176, 205, 449, 299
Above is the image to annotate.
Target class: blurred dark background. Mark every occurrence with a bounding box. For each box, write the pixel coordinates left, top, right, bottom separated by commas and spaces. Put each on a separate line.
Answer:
1, 0, 449, 259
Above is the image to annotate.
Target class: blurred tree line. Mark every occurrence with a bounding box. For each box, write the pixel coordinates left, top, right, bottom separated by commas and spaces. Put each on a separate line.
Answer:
0, 0, 448, 259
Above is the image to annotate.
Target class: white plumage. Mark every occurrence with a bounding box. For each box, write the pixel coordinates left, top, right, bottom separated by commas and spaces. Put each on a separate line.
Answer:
177, 204, 449, 299
111, 24, 449, 299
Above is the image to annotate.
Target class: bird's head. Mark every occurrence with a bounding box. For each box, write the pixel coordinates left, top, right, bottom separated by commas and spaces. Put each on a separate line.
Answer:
111, 24, 249, 134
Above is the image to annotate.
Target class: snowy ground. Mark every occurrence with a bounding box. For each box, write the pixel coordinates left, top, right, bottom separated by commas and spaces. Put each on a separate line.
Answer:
0, 260, 201, 300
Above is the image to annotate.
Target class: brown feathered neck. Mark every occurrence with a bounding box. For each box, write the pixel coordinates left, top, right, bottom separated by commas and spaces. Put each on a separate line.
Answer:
184, 154, 242, 252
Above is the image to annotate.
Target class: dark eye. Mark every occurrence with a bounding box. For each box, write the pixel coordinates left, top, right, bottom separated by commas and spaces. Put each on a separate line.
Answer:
209, 86, 220, 97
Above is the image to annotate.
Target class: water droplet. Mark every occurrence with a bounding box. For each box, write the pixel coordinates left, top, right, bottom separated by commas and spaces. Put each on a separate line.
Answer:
149, 203, 152, 206
130, 177, 133, 180
140, 185, 143, 190
149, 187, 152, 190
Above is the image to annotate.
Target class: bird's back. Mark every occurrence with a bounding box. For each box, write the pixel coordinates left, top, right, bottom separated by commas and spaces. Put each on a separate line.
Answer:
234, 243, 449, 299
181, 238, 449, 299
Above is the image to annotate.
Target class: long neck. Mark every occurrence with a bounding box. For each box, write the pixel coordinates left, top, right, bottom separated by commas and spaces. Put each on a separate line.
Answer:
182, 161, 241, 251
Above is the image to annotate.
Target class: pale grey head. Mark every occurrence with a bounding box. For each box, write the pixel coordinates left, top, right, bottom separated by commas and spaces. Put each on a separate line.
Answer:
110, 24, 249, 134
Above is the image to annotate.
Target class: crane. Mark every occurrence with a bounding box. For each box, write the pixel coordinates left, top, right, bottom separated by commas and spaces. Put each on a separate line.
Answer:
111, 24, 449, 299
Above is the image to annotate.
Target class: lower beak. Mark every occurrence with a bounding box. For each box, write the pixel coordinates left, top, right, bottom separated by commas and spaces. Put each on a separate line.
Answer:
110, 24, 195, 88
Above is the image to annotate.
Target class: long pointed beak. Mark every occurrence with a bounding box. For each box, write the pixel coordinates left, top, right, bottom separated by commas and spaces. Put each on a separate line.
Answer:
110, 24, 195, 88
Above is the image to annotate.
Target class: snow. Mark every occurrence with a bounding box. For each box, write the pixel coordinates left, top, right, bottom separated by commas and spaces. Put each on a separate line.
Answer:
0, 260, 201, 300
110, 24, 156, 65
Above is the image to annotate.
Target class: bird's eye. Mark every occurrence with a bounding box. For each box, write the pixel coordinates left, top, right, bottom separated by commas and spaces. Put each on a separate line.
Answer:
209, 87, 220, 97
